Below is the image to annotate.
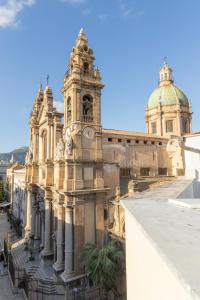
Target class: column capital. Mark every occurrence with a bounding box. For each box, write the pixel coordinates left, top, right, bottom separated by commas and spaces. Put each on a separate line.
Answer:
27, 184, 33, 192
63, 204, 73, 210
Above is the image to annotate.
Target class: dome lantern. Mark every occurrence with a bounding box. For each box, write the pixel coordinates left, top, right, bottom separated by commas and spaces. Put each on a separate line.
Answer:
159, 60, 173, 86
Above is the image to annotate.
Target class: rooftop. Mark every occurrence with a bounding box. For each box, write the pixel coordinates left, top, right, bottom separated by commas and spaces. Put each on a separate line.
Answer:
102, 128, 168, 140
122, 179, 200, 299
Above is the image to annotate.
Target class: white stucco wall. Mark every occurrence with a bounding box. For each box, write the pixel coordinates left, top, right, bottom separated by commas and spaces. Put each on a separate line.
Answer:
124, 209, 197, 300
184, 134, 200, 197
185, 135, 200, 180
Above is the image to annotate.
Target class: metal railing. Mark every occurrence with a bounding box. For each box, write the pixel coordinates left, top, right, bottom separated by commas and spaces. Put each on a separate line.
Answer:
82, 115, 93, 123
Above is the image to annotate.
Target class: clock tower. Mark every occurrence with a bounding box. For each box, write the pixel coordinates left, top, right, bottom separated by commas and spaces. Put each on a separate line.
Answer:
62, 28, 104, 190
61, 29, 108, 279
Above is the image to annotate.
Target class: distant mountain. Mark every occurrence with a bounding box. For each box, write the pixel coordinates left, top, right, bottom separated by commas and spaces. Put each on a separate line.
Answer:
0, 146, 28, 164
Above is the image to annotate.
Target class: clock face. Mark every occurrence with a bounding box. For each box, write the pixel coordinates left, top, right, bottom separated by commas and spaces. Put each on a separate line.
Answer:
83, 127, 95, 139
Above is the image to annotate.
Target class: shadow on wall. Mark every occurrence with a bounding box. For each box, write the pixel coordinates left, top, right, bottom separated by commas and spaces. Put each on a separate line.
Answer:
177, 176, 200, 199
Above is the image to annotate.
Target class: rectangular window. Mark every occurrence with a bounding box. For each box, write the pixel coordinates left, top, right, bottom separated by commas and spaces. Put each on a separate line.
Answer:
182, 119, 189, 133
140, 168, 150, 176
120, 168, 131, 177
108, 138, 112, 142
166, 120, 173, 133
118, 139, 122, 143
151, 122, 157, 134
127, 139, 131, 143
158, 168, 167, 176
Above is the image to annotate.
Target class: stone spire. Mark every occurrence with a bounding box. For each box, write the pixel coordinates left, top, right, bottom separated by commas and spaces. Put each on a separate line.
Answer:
37, 83, 44, 102
159, 60, 173, 87
10, 154, 15, 164
75, 28, 88, 48
44, 84, 53, 112
31, 84, 44, 118
66, 28, 101, 80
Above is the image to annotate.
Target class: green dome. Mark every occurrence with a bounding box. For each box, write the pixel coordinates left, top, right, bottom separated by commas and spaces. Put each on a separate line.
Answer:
148, 84, 189, 109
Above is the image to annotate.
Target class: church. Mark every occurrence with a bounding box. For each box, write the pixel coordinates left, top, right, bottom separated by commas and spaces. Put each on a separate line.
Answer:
7, 29, 193, 298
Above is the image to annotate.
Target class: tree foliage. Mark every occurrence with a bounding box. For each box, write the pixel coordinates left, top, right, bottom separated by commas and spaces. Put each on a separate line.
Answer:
81, 240, 123, 292
0, 181, 4, 202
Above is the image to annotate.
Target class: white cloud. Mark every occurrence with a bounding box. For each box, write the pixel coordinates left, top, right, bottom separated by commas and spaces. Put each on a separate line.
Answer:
98, 13, 108, 21
61, 0, 86, 4
118, 0, 144, 20
0, 0, 35, 28
82, 7, 91, 16
54, 101, 64, 113
119, 0, 132, 18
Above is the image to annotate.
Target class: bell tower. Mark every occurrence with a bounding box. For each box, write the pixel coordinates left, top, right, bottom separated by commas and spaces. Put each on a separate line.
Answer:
60, 30, 107, 280
62, 28, 104, 191
63, 28, 102, 128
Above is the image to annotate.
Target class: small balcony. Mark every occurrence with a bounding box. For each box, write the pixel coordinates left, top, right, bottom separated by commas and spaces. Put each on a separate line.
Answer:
82, 115, 93, 123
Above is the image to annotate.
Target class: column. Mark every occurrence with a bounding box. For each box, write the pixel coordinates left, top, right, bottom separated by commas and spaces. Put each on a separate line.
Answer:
53, 205, 64, 272
60, 205, 73, 281
34, 209, 40, 240
25, 187, 32, 237
47, 125, 51, 160
51, 125, 54, 159
31, 205, 36, 237
40, 211, 45, 249
177, 112, 181, 135
42, 197, 52, 257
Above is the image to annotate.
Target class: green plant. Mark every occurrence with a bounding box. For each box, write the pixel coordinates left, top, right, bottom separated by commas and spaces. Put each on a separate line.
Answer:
81, 239, 123, 293
0, 181, 4, 203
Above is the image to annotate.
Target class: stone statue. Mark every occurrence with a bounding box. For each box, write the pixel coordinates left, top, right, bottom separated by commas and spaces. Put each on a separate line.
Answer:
83, 97, 92, 116
25, 145, 33, 165
115, 186, 121, 202
65, 135, 73, 158
55, 138, 65, 161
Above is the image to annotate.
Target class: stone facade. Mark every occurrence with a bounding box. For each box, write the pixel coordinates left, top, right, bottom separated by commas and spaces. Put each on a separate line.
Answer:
6, 29, 193, 298
25, 29, 107, 281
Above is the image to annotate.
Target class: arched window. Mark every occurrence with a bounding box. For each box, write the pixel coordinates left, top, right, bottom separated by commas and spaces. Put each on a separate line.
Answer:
83, 62, 89, 74
67, 96, 72, 122
166, 120, 173, 133
182, 118, 189, 133
82, 95, 93, 122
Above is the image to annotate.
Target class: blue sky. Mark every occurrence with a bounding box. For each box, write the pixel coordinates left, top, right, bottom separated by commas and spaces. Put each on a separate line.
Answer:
1, 0, 200, 152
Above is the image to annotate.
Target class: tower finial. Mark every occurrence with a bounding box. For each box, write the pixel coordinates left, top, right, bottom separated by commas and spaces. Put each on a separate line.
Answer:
46, 74, 50, 86
39, 81, 43, 91
163, 56, 167, 65
79, 28, 84, 35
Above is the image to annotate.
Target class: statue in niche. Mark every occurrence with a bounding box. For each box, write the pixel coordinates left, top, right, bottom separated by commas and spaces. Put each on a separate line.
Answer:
83, 96, 93, 116
55, 138, 65, 161
65, 128, 73, 158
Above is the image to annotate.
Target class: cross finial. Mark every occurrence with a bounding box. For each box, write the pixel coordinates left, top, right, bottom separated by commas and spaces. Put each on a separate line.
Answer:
46, 74, 50, 86
163, 56, 167, 65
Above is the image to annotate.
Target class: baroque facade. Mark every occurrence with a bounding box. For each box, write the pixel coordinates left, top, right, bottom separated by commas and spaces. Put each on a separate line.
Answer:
7, 29, 193, 297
